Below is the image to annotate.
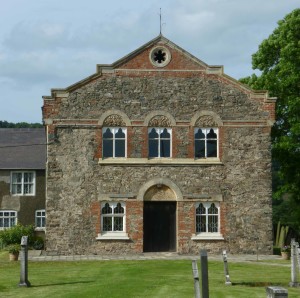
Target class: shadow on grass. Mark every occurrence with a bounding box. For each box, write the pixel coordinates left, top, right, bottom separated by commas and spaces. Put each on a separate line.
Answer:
232, 282, 285, 287
31, 280, 95, 288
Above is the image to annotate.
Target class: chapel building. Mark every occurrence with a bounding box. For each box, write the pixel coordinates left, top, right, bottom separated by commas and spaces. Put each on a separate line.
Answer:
42, 35, 275, 255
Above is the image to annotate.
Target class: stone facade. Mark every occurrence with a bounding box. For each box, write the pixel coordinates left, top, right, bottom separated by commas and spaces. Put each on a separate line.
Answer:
43, 35, 275, 255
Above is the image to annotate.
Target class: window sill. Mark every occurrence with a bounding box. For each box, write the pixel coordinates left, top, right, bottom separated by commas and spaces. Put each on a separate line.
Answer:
99, 158, 222, 166
96, 232, 130, 240
35, 227, 46, 232
191, 234, 224, 241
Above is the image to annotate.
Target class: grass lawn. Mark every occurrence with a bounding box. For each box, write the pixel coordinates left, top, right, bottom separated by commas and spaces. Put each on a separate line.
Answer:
0, 251, 299, 297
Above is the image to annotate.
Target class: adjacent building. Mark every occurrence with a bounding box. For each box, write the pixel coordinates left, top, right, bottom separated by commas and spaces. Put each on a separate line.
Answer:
0, 128, 46, 235
42, 35, 275, 255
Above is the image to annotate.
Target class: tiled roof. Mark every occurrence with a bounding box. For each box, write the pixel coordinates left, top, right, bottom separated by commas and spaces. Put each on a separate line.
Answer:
0, 128, 46, 169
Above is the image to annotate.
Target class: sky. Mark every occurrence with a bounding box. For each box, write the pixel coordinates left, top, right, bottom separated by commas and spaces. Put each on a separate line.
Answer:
0, 0, 299, 123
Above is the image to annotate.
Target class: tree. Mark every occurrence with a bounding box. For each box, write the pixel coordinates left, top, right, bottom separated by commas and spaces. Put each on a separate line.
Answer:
0, 121, 43, 128
240, 9, 300, 233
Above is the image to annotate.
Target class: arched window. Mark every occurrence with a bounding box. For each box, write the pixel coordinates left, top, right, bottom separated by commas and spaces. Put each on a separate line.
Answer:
148, 127, 171, 158
102, 127, 126, 158
195, 202, 220, 234
101, 202, 125, 232
194, 128, 218, 158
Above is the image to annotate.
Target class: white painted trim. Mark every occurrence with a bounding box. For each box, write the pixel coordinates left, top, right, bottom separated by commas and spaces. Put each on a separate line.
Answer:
96, 232, 130, 240
98, 158, 222, 165
191, 234, 224, 240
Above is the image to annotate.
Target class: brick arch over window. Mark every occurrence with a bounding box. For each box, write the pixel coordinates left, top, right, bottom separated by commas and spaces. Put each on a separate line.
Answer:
143, 111, 176, 127
190, 111, 223, 127
137, 178, 183, 201
98, 110, 131, 127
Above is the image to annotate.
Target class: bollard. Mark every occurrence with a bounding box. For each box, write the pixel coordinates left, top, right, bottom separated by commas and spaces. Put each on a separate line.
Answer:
192, 260, 201, 298
222, 250, 232, 285
19, 236, 31, 287
289, 239, 300, 287
200, 250, 209, 298
266, 286, 288, 298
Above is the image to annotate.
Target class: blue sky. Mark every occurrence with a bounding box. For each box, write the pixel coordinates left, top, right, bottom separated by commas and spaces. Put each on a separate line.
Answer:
0, 0, 299, 123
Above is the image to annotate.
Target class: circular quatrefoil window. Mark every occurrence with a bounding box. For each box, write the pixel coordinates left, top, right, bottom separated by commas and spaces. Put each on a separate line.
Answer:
149, 46, 171, 68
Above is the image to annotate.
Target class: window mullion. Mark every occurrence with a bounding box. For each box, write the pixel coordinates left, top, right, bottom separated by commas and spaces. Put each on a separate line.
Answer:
206, 207, 209, 233
21, 172, 24, 195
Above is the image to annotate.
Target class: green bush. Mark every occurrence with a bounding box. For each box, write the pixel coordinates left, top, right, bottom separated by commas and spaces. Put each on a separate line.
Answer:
273, 246, 281, 255
32, 236, 44, 250
0, 224, 35, 247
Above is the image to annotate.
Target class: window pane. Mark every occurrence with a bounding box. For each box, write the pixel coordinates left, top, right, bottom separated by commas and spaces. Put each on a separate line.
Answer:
196, 215, 206, 232
24, 173, 33, 183
114, 203, 124, 214
41, 217, 46, 227
196, 203, 206, 215
103, 140, 113, 158
160, 128, 170, 139
103, 217, 112, 231
195, 140, 205, 158
115, 140, 125, 157
195, 129, 205, 139
149, 140, 158, 157
114, 217, 123, 231
208, 203, 218, 214
115, 128, 125, 139
207, 128, 217, 139
24, 184, 33, 194
102, 203, 112, 214
208, 215, 218, 232
103, 128, 113, 139
149, 128, 158, 139
160, 139, 170, 157
36, 217, 41, 227
207, 140, 217, 157
12, 173, 22, 183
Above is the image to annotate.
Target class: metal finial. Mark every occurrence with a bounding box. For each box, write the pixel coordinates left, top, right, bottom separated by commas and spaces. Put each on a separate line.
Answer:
160, 8, 162, 35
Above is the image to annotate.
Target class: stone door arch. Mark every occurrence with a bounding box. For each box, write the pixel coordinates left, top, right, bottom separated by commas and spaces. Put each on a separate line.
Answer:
139, 178, 182, 252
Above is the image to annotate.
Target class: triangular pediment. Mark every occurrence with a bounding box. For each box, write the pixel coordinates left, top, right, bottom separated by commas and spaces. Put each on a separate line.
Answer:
98, 34, 209, 71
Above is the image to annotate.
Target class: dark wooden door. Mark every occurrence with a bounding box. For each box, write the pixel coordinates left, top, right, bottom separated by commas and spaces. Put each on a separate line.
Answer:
143, 201, 176, 252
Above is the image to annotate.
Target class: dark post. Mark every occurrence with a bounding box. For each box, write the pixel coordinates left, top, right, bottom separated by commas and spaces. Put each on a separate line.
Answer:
19, 236, 31, 287
200, 250, 209, 298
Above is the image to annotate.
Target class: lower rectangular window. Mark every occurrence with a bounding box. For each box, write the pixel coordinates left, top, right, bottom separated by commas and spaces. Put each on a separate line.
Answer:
35, 210, 46, 228
0, 210, 17, 229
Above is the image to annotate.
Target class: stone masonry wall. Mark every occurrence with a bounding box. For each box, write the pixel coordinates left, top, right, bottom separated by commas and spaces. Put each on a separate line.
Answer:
44, 40, 274, 255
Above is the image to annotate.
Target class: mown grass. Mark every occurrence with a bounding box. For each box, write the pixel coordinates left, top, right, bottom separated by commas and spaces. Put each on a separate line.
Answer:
0, 251, 299, 297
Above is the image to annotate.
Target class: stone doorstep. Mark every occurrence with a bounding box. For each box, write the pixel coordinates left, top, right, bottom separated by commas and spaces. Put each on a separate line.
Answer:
28, 250, 42, 257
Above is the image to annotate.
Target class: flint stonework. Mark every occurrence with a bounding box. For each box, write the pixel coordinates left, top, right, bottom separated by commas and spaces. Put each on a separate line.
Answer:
43, 35, 275, 255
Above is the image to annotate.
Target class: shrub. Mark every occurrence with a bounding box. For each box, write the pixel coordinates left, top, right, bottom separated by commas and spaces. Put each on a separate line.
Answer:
0, 224, 35, 246
32, 236, 44, 250
273, 246, 281, 255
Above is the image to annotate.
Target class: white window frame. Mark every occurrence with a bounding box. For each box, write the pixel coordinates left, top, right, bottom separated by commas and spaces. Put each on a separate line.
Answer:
11, 171, 36, 196
192, 202, 223, 240
102, 127, 127, 158
35, 209, 46, 230
97, 202, 129, 240
0, 210, 17, 230
194, 128, 219, 159
148, 127, 172, 158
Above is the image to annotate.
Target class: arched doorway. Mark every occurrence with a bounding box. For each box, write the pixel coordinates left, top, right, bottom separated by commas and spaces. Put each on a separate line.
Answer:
143, 184, 177, 252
